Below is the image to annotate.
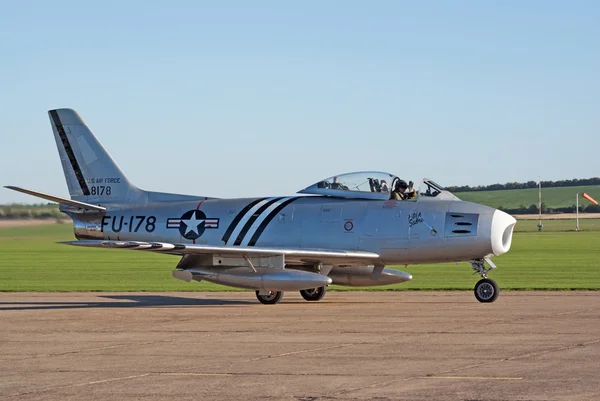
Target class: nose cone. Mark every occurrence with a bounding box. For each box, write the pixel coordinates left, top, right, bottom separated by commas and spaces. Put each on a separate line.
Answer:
491, 210, 517, 256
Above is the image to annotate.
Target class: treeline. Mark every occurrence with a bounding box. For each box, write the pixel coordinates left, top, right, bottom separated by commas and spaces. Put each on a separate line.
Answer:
500, 203, 600, 215
0, 203, 64, 220
447, 177, 600, 193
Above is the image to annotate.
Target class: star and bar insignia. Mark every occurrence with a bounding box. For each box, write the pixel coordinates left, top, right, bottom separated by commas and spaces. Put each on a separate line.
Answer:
167, 209, 219, 240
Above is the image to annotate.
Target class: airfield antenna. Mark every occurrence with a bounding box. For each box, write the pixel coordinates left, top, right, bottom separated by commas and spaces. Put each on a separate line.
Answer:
538, 178, 543, 232
576, 192, 580, 231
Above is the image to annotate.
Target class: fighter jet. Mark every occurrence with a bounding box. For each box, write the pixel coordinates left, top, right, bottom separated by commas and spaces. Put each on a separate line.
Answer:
5, 109, 517, 304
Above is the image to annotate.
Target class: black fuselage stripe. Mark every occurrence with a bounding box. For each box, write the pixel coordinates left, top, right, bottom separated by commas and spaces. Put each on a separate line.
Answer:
49, 110, 90, 196
221, 198, 267, 244
233, 197, 284, 246
248, 197, 299, 246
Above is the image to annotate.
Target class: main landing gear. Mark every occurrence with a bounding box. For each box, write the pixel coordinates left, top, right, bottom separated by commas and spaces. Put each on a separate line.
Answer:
255, 286, 328, 304
471, 258, 499, 303
255, 290, 283, 305
300, 286, 327, 301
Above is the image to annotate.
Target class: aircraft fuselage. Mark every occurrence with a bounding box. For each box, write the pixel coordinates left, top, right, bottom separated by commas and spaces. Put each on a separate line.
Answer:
73, 195, 511, 266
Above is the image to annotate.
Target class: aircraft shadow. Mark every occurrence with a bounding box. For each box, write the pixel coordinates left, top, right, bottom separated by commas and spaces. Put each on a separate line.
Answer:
0, 294, 254, 311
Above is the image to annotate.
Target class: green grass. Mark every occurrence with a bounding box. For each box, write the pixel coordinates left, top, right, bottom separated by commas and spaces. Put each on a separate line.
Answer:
0, 203, 63, 219
514, 218, 600, 232
457, 185, 600, 209
0, 225, 232, 292
0, 223, 599, 292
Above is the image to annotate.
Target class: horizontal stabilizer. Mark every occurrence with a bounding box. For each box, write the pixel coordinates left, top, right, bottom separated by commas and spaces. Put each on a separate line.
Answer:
4, 186, 106, 212
60, 240, 380, 264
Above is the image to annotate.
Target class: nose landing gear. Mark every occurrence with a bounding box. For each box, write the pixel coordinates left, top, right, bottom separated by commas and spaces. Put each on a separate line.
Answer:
474, 278, 499, 302
471, 258, 499, 303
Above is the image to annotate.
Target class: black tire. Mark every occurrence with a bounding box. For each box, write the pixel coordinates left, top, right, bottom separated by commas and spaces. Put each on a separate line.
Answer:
255, 290, 283, 305
474, 278, 499, 303
300, 286, 327, 301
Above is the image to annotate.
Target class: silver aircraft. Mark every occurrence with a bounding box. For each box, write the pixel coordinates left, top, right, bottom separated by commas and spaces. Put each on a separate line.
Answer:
5, 109, 517, 304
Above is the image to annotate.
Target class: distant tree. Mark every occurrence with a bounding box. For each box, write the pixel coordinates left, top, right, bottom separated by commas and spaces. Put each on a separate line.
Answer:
17, 210, 32, 219
449, 177, 600, 192
526, 181, 537, 188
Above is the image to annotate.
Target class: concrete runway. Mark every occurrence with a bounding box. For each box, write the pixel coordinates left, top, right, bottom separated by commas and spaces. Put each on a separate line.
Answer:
1, 291, 599, 401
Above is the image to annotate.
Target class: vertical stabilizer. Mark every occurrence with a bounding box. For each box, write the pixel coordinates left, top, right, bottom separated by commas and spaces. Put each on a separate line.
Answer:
48, 109, 142, 203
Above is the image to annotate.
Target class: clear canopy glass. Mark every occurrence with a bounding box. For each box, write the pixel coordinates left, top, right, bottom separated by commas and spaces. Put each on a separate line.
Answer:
298, 171, 452, 201
298, 171, 398, 200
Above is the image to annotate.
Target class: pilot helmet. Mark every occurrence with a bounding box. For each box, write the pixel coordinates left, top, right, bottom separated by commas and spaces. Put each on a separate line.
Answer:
396, 179, 408, 190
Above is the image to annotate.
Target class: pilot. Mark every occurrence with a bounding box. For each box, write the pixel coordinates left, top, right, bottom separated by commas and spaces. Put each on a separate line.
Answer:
390, 179, 408, 200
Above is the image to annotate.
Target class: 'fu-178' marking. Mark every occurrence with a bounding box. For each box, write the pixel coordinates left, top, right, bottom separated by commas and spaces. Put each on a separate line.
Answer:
101, 215, 156, 233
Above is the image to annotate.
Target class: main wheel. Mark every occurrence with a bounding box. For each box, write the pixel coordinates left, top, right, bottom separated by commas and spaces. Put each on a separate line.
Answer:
255, 290, 283, 305
300, 286, 327, 301
474, 278, 499, 303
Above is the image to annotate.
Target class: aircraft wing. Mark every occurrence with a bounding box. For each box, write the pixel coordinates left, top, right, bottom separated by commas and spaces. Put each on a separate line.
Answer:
61, 240, 379, 265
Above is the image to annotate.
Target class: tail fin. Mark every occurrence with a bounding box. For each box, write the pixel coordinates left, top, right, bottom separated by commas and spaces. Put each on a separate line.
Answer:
49, 109, 141, 203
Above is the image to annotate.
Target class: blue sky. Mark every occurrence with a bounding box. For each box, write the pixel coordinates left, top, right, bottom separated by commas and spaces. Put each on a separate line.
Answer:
1, 1, 599, 203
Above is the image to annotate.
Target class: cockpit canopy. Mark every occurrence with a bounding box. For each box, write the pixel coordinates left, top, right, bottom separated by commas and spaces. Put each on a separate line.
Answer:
297, 171, 457, 201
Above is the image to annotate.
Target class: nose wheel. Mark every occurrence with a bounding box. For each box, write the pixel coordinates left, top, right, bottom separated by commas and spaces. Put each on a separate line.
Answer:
300, 286, 327, 301
474, 278, 499, 303
471, 258, 500, 303
255, 290, 283, 304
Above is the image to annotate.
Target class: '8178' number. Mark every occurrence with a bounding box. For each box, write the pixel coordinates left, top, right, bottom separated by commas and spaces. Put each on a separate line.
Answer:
90, 186, 112, 196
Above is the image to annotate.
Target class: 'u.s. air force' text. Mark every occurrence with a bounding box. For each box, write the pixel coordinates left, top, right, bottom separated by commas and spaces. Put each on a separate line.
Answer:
101, 216, 156, 232
86, 177, 121, 184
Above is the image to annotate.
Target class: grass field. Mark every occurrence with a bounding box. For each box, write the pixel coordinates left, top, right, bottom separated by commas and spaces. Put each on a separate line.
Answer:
513, 218, 600, 232
0, 203, 63, 219
0, 222, 598, 292
457, 185, 600, 209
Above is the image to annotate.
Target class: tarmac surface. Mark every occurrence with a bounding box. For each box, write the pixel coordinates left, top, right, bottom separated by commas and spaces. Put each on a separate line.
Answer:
1, 291, 599, 401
